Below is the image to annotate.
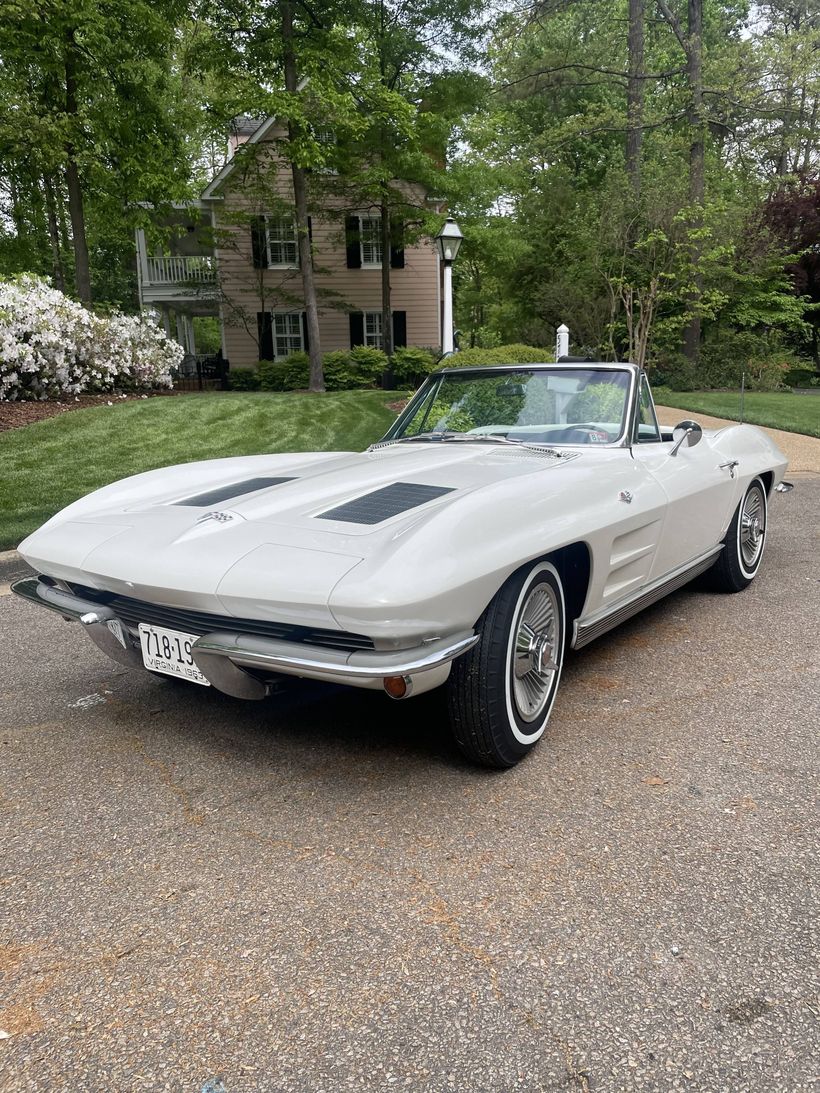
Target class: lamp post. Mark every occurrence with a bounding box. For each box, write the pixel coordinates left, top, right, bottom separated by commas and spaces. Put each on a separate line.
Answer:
435, 217, 463, 356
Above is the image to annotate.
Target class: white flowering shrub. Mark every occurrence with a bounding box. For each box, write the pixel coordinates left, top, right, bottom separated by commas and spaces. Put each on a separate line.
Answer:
0, 275, 183, 400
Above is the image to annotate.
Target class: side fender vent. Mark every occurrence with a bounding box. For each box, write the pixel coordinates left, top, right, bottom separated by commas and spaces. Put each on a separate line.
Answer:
317, 482, 455, 525
176, 477, 296, 507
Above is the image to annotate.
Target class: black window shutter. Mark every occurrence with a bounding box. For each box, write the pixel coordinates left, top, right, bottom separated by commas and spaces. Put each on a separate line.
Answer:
345, 215, 361, 268
307, 216, 313, 243
258, 312, 273, 361
392, 310, 407, 348
349, 312, 364, 347
390, 220, 405, 269
301, 311, 310, 351
251, 216, 267, 269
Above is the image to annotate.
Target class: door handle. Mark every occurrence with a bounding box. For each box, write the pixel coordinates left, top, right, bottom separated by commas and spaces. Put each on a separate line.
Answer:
719, 460, 739, 478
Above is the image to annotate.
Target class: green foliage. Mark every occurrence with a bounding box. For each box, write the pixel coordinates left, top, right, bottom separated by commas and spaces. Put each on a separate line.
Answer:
227, 368, 260, 391
448, 344, 553, 366
254, 348, 387, 392
258, 353, 310, 391
390, 346, 438, 386
652, 353, 700, 392
656, 332, 798, 392
566, 383, 626, 424
785, 366, 820, 387
323, 347, 386, 390
192, 317, 223, 355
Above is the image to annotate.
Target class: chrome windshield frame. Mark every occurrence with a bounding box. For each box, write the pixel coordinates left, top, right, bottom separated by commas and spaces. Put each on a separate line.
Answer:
379, 362, 641, 449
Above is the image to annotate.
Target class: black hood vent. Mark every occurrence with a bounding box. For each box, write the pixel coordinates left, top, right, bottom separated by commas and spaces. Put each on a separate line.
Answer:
176, 477, 296, 507
317, 482, 455, 525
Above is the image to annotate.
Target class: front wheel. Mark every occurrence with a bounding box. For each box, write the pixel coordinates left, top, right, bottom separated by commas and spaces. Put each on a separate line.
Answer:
447, 561, 566, 768
710, 477, 768, 593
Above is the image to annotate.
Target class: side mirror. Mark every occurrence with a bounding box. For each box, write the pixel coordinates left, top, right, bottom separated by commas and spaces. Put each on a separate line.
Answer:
670, 419, 703, 457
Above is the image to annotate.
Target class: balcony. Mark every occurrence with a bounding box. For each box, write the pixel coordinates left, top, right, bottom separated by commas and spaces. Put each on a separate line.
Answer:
145, 255, 216, 285
136, 215, 218, 307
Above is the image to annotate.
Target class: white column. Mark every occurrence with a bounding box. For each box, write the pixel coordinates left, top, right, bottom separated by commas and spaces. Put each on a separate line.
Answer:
442, 262, 454, 355
556, 323, 569, 361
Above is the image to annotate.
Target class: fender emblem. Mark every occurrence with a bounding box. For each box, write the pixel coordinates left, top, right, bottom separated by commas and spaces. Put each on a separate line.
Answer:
619, 490, 633, 504
196, 510, 235, 524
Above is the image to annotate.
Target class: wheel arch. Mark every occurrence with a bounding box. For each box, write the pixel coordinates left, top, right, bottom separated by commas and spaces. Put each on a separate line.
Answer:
758, 469, 774, 496
545, 541, 592, 630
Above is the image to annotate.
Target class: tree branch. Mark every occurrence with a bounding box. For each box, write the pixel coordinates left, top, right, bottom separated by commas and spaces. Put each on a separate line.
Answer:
655, 0, 689, 55
496, 62, 684, 92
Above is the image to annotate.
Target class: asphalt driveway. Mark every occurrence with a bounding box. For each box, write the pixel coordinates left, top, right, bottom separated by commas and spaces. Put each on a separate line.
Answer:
0, 483, 818, 1092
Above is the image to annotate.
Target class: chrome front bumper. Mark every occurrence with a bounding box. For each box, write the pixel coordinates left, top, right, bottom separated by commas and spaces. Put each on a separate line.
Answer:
11, 577, 478, 700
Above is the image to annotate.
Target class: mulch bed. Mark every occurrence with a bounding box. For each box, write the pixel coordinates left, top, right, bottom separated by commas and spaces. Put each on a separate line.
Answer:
0, 390, 183, 433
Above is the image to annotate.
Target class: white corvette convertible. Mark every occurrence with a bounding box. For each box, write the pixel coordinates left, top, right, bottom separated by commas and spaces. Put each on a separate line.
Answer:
14, 362, 791, 767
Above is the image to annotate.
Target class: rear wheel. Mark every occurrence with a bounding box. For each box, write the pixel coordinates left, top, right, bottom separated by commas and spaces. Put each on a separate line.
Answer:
447, 561, 566, 768
710, 477, 768, 592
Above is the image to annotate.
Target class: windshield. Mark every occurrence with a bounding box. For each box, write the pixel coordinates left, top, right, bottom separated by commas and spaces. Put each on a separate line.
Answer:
388, 368, 632, 446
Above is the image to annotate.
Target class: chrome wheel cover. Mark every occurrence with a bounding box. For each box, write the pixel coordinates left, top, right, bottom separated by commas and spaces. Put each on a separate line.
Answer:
511, 583, 559, 723
740, 484, 766, 569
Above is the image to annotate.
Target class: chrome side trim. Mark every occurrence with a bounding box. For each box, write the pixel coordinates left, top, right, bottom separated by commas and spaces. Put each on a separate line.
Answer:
572, 546, 722, 649
191, 630, 479, 690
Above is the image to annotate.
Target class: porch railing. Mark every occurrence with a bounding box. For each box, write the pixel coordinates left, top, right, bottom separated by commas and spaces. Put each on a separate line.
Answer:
145, 255, 216, 285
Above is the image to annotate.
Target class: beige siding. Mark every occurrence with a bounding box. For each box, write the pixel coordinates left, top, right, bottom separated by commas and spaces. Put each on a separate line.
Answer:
212, 146, 441, 369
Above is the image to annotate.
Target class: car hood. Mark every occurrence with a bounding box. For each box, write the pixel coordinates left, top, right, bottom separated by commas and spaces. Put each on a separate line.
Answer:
19, 442, 583, 628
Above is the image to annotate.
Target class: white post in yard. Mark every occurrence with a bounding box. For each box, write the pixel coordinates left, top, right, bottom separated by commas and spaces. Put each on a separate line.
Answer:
442, 261, 454, 355
556, 323, 569, 361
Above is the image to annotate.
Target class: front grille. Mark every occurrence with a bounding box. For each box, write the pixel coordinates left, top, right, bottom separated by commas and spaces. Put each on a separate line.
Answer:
317, 482, 454, 525
67, 584, 374, 652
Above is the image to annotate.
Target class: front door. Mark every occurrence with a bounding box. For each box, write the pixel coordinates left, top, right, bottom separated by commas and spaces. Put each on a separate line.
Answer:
631, 377, 736, 581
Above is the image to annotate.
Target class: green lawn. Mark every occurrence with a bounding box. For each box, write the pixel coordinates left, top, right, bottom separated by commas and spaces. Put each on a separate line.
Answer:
0, 390, 400, 550
654, 387, 820, 439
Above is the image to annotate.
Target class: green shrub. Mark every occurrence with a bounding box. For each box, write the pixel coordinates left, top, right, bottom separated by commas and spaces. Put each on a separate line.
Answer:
696, 333, 796, 392
649, 353, 698, 391
449, 343, 553, 367
784, 365, 819, 388
323, 347, 387, 390
227, 367, 260, 391
258, 353, 309, 391
390, 346, 438, 386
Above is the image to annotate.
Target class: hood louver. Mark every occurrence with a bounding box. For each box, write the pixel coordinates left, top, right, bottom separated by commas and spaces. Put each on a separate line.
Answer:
317, 482, 455, 525
176, 477, 296, 508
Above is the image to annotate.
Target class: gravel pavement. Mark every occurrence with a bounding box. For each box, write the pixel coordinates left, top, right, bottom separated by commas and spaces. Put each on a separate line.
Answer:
0, 485, 818, 1093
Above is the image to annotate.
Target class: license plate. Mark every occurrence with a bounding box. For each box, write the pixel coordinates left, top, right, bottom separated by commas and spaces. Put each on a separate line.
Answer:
138, 623, 210, 686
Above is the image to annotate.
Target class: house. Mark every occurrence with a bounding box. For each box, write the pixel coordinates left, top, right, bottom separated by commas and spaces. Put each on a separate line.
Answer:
135, 116, 443, 370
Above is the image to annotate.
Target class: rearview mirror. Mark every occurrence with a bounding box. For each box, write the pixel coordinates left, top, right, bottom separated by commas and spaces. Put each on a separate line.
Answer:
670, 419, 703, 456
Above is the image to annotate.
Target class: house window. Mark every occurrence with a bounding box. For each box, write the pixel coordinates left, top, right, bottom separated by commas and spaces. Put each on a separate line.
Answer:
273, 312, 303, 357
360, 216, 382, 266
267, 216, 298, 267
364, 311, 383, 348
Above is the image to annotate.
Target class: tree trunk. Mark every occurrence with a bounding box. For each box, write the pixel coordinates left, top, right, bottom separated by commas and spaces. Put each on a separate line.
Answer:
380, 194, 393, 358
64, 35, 92, 304
682, 0, 704, 364
280, 0, 324, 391
43, 174, 65, 292
626, 0, 645, 202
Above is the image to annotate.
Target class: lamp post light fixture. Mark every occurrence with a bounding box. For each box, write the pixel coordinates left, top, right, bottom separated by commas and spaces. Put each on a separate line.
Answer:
435, 217, 463, 356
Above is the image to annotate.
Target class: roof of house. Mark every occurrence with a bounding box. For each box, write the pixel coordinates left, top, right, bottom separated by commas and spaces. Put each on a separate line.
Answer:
201, 115, 280, 201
